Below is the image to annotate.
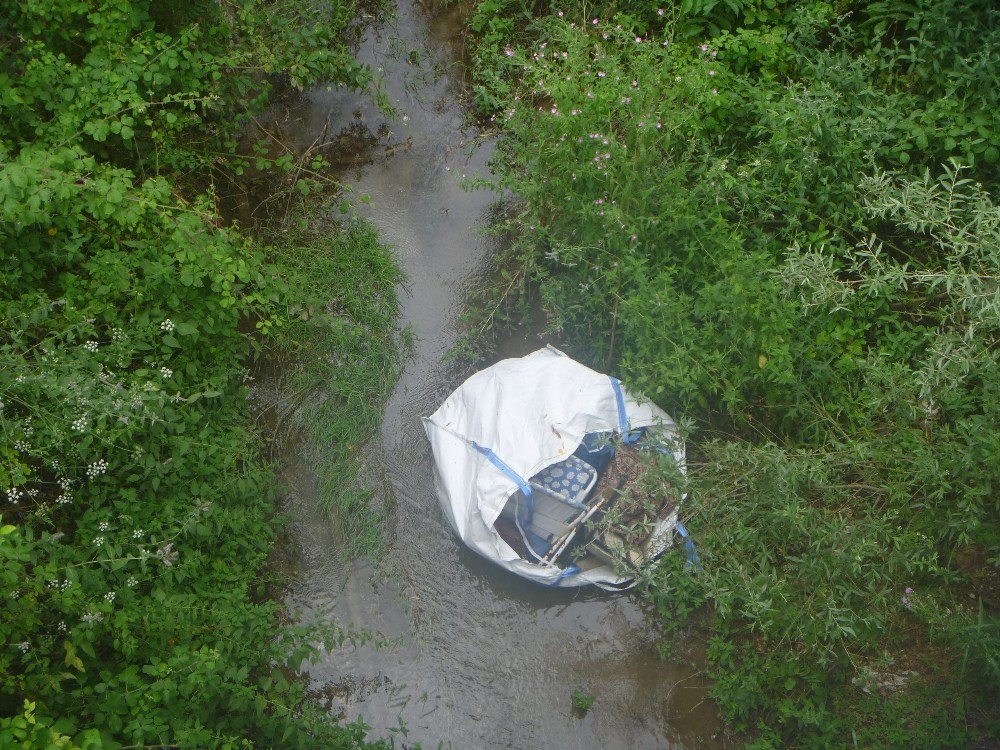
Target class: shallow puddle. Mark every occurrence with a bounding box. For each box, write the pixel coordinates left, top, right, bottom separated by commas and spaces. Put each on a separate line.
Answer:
270, 1, 731, 747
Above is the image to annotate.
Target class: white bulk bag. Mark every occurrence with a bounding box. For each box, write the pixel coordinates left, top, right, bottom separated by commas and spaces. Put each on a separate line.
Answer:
423, 346, 683, 588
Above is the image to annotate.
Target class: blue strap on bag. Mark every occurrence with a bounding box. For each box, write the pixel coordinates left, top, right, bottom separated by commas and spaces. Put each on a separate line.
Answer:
609, 376, 641, 444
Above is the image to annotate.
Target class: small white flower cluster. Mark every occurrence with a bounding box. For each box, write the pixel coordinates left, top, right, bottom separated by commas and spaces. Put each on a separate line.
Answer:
93, 536, 105, 547
58, 477, 71, 490
58, 621, 68, 633
9, 589, 20, 600
132, 528, 143, 539
71, 415, 88, 432
7, 487, 23, 504
15, 375, 26, 384
81, 611, 103, 623
51, 459, 62, 471
126, 576, 138, 587
160, 319, 175, 333
104, 591, 116, 603
47, 579, 72, 592
98, 521, 110, 532
112, 327, 126, 342
86, 459, 108, 478
160, 367, 173, 379
83, 341, 99, 353
17, 642, 30, 654
14, 439, 28, 451
56, 493, 73, 505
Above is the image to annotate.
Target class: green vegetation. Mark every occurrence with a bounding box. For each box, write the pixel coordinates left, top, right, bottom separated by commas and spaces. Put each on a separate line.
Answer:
264, 214, 405, 556
469, 0, 1000, 746
1, 1, 399, 747
571, 688, 595, 714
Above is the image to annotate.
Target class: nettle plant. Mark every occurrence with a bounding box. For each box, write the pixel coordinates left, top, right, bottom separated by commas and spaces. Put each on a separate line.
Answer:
0, 147, 376, 746
1, 1, 392, 746
477, 1, 1000, 742
0, 0, 371, 165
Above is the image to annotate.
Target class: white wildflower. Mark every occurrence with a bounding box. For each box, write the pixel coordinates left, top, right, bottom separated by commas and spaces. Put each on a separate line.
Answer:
160, 319, 175, 333
83, 341, 99, 353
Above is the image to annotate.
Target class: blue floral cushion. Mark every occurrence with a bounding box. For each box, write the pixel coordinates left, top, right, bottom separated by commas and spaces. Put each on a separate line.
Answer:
530, 456, 597, 507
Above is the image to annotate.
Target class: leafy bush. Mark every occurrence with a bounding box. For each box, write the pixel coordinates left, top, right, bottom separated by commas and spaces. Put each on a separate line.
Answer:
472, 0, 1000, 745
1, 0, 397, 747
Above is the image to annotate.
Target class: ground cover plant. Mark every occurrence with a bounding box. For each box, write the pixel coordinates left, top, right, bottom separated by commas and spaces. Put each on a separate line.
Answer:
260, 213, 405, 557
469, 0, 1000, 746
1, 1, 399, 747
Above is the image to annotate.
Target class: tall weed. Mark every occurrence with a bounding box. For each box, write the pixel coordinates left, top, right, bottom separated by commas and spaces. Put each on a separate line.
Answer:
1, 0, 395, 746
473, 0, 1000, 744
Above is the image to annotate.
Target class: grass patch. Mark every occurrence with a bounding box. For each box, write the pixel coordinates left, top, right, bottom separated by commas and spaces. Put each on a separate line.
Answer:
571, 688, 596, 715
263, 212, 405, 556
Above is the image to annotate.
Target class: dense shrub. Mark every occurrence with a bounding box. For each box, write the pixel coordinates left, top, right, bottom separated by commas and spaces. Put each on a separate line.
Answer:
1, 1, 396, 747
472, 0, 1000, 745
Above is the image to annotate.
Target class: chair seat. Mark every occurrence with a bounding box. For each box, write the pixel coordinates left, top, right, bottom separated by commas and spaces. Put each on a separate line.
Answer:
530, 455, 597, 509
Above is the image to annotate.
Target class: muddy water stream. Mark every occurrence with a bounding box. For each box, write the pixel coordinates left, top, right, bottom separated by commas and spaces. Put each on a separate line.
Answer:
272, 2, 729, 747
